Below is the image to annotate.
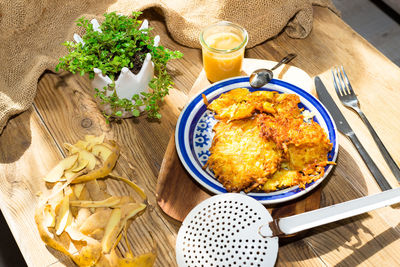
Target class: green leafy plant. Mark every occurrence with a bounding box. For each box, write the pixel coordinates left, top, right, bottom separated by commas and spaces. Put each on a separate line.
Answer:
56, 12, 183, 120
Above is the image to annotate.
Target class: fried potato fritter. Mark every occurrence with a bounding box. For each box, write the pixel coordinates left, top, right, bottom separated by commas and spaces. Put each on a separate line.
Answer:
205, 88, 333, 193
207, 88, 255, 121
207, 88, 278, 121
263, 170, 300, 192
205, 118, 281, 192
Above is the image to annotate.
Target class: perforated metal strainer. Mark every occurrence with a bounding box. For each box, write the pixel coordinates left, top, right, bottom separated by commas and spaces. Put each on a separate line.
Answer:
176, 188, 400, 267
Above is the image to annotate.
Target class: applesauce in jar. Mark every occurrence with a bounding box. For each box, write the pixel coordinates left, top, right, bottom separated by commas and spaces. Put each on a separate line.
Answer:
200, 21, 248, 83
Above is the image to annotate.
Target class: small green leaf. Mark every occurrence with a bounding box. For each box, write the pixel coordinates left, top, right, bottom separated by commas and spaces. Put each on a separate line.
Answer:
132, 109, 140, 117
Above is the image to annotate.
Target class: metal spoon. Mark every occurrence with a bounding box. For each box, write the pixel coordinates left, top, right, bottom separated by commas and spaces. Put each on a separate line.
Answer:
249, 53, 297, 88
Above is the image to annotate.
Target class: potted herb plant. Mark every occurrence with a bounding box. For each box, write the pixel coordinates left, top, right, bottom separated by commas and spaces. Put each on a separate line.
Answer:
56, 12, 183, 120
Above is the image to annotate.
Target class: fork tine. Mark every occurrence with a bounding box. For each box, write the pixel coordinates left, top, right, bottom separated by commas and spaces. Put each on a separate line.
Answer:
333, 66, 346, 96
337, 66, 349, 95
340, 66, 355, 96
335, 66, 348, 95
331, 68, 342, 97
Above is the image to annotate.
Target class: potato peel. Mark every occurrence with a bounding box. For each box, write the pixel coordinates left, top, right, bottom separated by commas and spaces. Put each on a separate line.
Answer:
35, 135, 155, 267
55, 193, 71, 235
44, 154, 78, 183
108, 173, 147, 201
71, 141, 120, 184
79, 209, 112, 235
70, 197, 122, 208
102, 208, 122, 254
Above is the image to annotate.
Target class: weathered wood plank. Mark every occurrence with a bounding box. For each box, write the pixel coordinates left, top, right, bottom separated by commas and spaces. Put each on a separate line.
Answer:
277, 239, 327, 267
332, 0, 400, 66
1, 6, 400, 267
34, 71, 179, 266
0, 106, 75, 266
301, 145, 400, 266
29, 11, 205, 267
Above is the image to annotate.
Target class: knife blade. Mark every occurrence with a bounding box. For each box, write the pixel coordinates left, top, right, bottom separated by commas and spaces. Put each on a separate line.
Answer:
315, 76, 392, 191
315, 77, 353, 136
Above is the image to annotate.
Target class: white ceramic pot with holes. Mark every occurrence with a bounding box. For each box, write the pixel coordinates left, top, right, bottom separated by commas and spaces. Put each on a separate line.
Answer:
176, 188, 400, 266
74, 19, 160, 118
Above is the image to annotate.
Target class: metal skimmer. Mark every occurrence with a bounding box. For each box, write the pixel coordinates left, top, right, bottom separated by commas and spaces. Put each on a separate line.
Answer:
177, 188, 400, 267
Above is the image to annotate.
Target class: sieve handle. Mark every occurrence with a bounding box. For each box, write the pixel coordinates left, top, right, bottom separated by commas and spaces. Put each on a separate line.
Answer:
276, 187, 400, 235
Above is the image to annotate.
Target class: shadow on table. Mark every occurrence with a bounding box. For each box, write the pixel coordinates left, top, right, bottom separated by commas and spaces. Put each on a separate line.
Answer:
0, 107, 32, 266
336, 223, 400, 266
0, 210, 27, 267
0, 108, 32, 164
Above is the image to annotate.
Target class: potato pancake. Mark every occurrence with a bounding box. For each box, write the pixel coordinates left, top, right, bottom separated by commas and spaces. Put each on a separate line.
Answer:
207, 88, 255, 121
207, 88, 278, 121
258, 113, 332, 171
205, 117, 281, 192
205, 88, 333, 193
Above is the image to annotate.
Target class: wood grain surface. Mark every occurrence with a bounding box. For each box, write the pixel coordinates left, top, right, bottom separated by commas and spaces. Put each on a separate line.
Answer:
0, 6, 400, 267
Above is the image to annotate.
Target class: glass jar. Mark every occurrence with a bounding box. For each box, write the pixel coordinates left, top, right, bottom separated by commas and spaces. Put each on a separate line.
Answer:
200, 21, 248, 83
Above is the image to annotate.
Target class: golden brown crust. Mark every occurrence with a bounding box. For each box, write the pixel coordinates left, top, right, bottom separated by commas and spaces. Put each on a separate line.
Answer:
206, 89, 333, 193
205, 118, 281, 192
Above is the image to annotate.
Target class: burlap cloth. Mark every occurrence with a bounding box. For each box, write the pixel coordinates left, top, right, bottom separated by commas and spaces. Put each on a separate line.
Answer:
0, 0, 337, 133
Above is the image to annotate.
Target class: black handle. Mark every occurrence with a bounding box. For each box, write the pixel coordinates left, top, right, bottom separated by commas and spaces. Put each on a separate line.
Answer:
357, 110, 400, 182
347, 132, 392, 191
271, 54, 297, 71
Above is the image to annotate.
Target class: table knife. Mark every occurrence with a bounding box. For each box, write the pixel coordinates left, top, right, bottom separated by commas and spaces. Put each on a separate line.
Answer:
315, 76, 392, 191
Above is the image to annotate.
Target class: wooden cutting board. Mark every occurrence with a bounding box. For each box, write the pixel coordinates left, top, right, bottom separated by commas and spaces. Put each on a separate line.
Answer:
156, 58, 321, 223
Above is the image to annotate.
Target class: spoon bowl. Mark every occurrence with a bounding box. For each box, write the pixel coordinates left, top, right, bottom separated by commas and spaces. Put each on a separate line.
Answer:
249, 53, 297, 88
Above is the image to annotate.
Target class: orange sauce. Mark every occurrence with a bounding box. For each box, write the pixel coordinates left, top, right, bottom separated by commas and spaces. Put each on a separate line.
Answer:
202, 32, 245, 83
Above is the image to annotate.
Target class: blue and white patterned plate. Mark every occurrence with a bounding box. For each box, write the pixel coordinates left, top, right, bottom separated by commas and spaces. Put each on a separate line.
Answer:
175, 77, 338, 204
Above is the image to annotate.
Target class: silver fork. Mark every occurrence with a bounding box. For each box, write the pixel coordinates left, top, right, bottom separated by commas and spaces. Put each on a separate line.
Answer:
332, 66, 400, 182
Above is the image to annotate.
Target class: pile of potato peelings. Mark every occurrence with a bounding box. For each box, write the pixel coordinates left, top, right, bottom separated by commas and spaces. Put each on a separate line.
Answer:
35, 134, 155, 266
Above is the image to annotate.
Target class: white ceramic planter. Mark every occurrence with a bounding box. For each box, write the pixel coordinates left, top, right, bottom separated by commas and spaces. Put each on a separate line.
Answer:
74, 18, 160, 118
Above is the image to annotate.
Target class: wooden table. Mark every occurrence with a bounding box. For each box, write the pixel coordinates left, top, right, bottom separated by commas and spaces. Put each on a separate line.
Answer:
1, 6, 400, 267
